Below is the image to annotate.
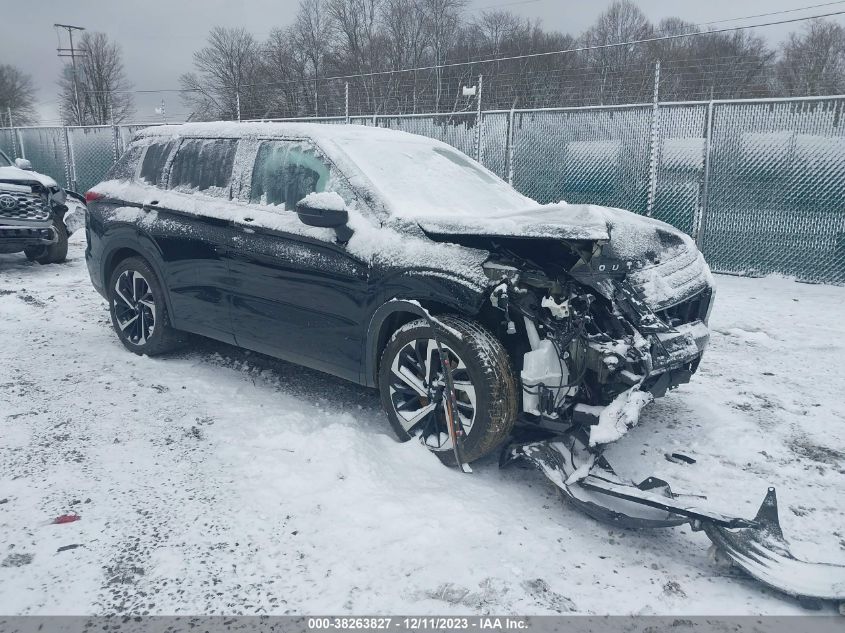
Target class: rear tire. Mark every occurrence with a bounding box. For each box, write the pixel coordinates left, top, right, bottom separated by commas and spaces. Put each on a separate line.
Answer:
24, 217, 68, 264
378, 315, 518, 465
108, 257, 185, 356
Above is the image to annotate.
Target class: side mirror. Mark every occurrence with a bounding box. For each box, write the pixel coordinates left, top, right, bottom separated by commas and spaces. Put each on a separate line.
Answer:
14, 158, 32, 170
295, 192, 354, 243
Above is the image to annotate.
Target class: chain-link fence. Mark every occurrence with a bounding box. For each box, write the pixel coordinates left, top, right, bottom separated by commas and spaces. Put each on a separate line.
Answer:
2, 94, 843, 283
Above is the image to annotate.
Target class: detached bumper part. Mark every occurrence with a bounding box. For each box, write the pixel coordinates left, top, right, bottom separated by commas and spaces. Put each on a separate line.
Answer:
503, 435, 845, 603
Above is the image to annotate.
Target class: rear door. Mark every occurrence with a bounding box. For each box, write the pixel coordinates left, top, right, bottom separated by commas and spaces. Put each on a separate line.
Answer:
136, 136, 243, 343
226, 139, 370, 382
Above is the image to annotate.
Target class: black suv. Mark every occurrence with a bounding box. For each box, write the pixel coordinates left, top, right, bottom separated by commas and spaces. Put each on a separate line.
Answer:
85, 122, 714, 462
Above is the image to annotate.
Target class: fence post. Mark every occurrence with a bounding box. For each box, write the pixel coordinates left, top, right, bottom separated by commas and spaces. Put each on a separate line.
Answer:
236, 91, 241, 122
345, 82, 350, 124
66, 127, 78, 192
16, 129, 26, 160
695, 99, 716, 247
506, 106, 516, 186
475, 74, 483, 162
7, 107, 17, 159
646, 60, 660, 217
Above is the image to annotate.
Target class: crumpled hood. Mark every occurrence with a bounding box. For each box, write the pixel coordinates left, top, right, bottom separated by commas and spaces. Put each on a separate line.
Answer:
0, 166, 59, 189
417, 202, 689, 253
419, 202, 712, 310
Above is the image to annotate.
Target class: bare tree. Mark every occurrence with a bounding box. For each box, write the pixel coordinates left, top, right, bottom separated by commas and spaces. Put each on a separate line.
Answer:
581, 0, 653, 104
179, 27, 261, 121
58, 32, 133, 125
261, 26, 311, 118
328, 0, 384, 111
0, 64, 38, 126
380, 0, 430, 112
777, 19, 845, 96
421, 0, 466, 111
290, 0, 332, 115
652, 19, 775, 100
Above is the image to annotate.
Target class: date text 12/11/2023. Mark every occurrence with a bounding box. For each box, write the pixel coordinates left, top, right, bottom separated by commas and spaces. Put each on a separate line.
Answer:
307, 617, 529, 630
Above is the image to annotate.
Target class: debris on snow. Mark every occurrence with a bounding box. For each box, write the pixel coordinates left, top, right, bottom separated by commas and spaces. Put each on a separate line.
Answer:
52, 514, 80, 525
589, 387, 654, 446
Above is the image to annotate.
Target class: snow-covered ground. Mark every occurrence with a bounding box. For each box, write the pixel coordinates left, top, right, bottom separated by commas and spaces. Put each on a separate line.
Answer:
1, 234, 844, 615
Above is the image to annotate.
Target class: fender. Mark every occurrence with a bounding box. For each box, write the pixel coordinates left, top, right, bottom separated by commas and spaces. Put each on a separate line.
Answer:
362, 274, 487, 388
98, 224, 177, 326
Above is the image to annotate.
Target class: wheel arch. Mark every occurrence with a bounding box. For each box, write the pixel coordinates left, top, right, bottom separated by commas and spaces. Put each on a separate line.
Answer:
364, 296, 482, 388
101, 237, 176, 322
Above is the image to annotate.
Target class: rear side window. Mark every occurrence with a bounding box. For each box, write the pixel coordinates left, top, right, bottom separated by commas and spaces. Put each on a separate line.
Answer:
139, 140, 176, 186
106, 143, 144, 181
249, 141, 330, 208
168, 138, 238, 194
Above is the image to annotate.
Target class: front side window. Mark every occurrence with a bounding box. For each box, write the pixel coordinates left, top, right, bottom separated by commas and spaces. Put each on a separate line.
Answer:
168, 138, 238, 195
139, 140, 177, 186
249, 141, 331, 209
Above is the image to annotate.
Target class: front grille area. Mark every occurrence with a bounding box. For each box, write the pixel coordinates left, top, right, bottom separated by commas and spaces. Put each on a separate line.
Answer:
0, 227, 55, 241
655, 289, 711, 328
0, 189, 51, 222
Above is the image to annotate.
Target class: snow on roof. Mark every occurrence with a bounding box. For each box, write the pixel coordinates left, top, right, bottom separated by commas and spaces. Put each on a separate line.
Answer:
137, 121, 443, 147
139, 121, 533, 220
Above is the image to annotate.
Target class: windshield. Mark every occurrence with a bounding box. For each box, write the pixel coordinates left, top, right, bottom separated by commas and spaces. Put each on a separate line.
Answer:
0, 151, 11, 167
337, 138, 532, 218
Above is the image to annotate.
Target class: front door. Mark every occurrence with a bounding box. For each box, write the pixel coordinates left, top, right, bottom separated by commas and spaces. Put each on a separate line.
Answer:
226, 139, 370, 382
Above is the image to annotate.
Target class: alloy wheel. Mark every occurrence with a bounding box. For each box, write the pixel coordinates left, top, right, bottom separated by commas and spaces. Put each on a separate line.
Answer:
388, 338, 477, 451
113, 270, 156, 345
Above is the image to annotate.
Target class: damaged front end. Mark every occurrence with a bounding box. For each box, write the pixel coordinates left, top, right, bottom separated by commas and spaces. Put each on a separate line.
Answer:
484, 232, 845, 605
424, 208, 844, 605
483, 229, 712, 447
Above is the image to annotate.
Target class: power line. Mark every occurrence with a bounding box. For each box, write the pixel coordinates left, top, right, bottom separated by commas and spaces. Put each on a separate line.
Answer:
701, 0, 845, 26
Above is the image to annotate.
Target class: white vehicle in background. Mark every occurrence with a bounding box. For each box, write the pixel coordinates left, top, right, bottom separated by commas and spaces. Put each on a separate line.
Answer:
0, 149, 85, 264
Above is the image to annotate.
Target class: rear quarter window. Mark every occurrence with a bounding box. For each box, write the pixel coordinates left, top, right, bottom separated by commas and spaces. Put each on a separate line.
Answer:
139, 140, 177, 186
168, 138, 238, 195
105, 143, 145, 181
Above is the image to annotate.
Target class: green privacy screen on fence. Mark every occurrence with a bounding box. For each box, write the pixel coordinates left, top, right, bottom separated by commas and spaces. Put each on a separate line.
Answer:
2, 95, 843, 283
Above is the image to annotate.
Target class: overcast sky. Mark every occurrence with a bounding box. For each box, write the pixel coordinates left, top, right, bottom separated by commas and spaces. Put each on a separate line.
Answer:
3, 0, 844, 124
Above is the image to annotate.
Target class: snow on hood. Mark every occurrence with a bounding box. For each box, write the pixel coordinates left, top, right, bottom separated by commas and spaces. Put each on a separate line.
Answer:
421, 201, 714, 309
0, 166, 58, 189
418, 202, 683, 250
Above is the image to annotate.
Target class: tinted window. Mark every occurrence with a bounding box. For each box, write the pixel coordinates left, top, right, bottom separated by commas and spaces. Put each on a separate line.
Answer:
106, 143, 144, 181
250, 141, 330, 208
139, 140, 176, 186
169, 138, 237, 193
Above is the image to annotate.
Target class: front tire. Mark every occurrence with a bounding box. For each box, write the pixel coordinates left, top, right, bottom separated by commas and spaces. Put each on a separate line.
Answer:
378, 315, 518, 465
24, 217, 68, 264
108, 257, 184, 356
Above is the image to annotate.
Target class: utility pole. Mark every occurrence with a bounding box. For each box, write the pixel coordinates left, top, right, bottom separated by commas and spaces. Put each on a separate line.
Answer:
55, 23, 86, 125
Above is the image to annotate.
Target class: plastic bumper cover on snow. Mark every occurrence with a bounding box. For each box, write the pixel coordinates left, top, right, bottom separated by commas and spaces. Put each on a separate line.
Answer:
502, 434, 845, 603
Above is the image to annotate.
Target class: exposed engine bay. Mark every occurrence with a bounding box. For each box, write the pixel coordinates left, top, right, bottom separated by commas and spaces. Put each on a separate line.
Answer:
417, 210, 843, 606
481, 235, 712, 447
